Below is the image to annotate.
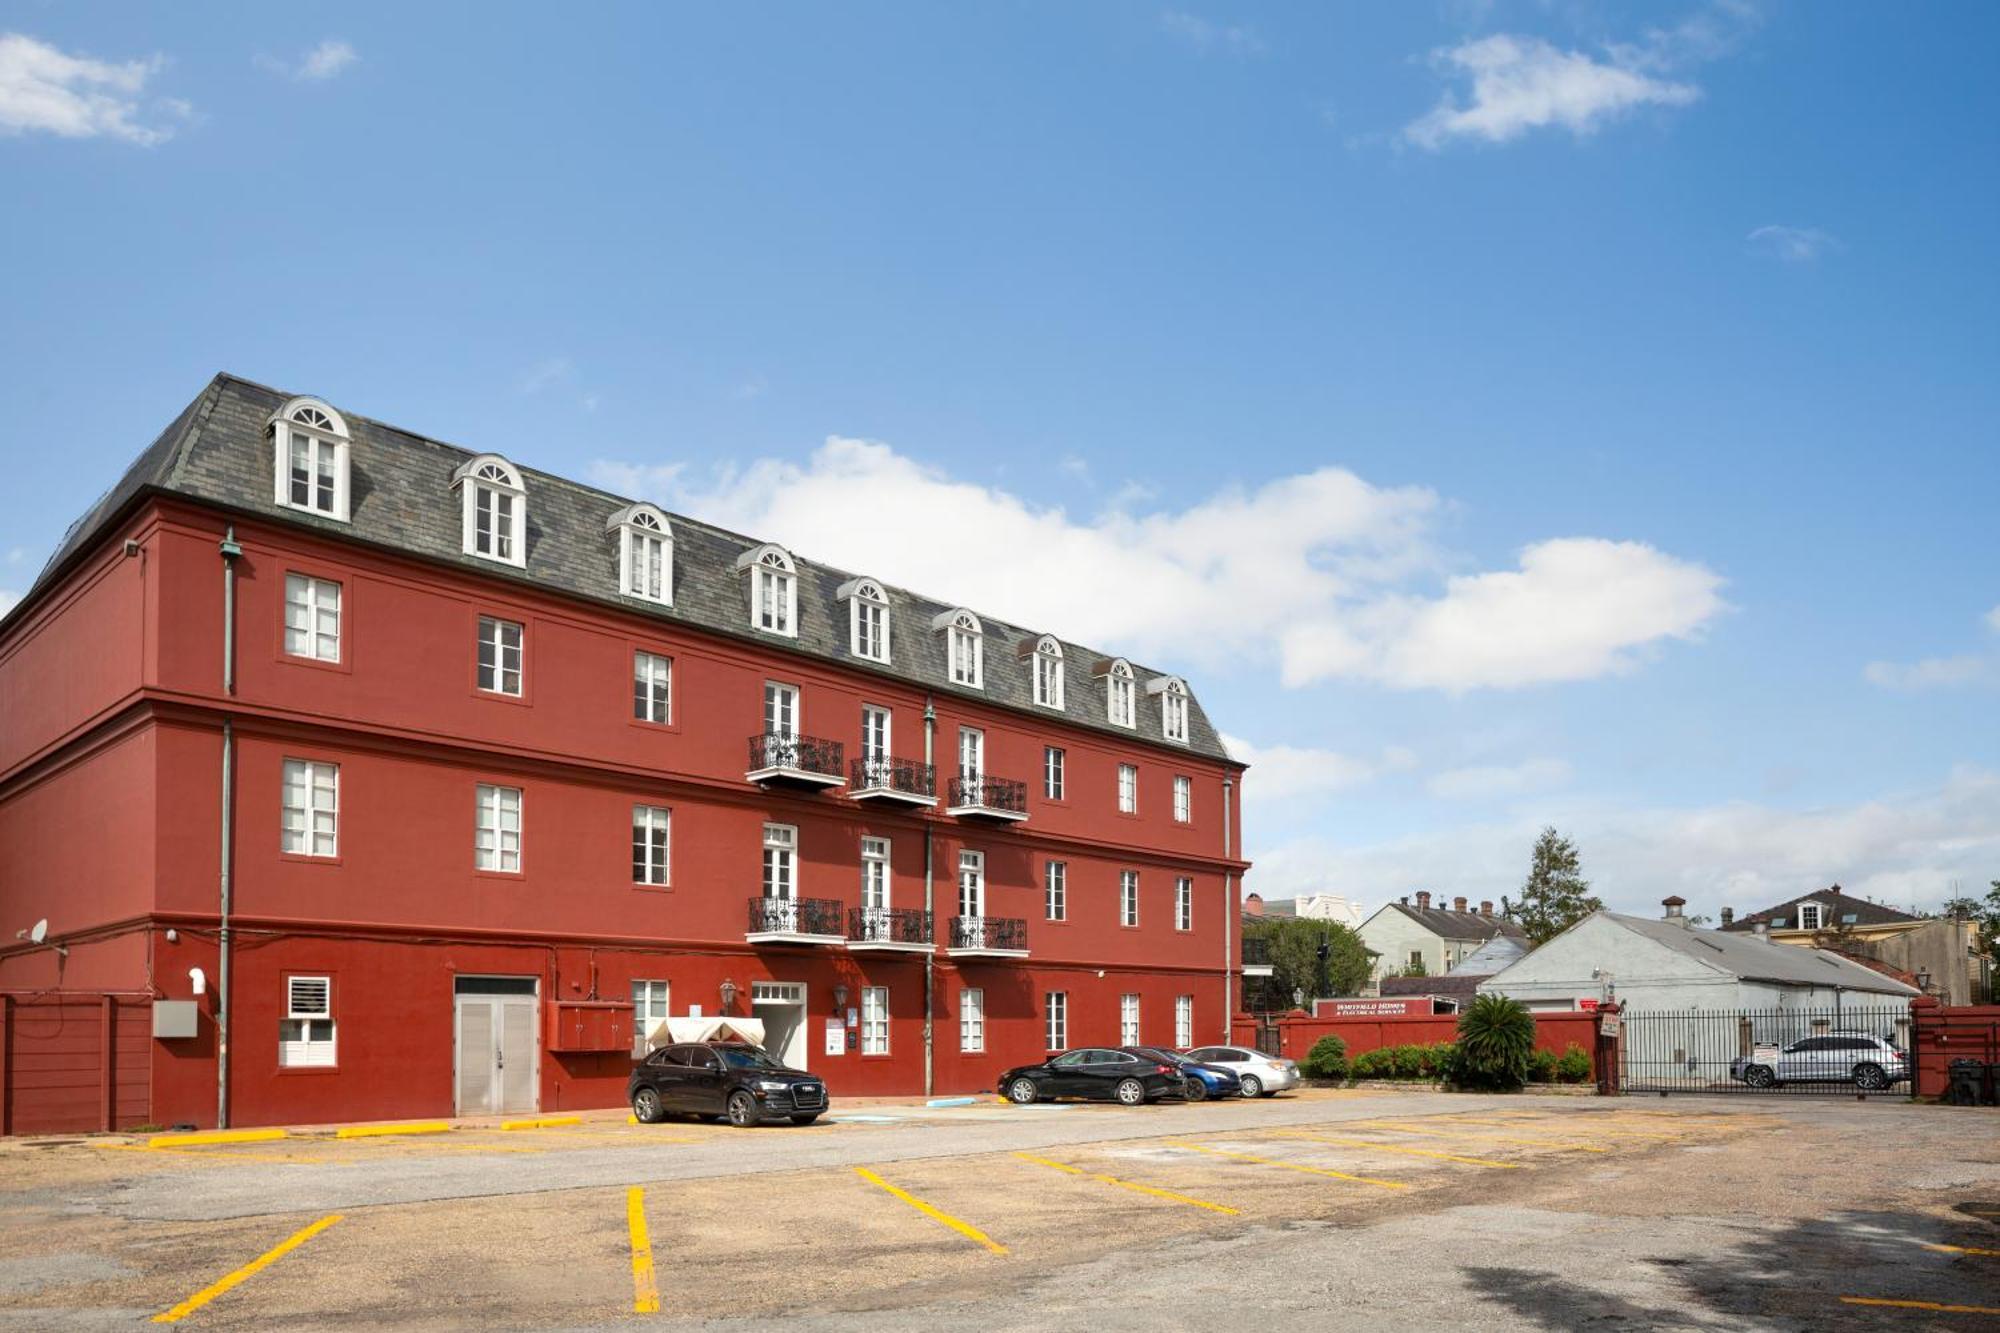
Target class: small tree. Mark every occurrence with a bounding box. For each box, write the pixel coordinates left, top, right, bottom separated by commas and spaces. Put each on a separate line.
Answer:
1515, 827, 1603, 945
1245, 917, 1374, 1006
1453, 994, 1536, 1091
1300, 1034, 1349, 1081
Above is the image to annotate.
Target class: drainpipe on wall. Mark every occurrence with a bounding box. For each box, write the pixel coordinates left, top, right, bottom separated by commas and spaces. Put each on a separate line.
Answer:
217, 526, 242, 1129
1222, 776, 1234, 1042
922, 697, 936, 1099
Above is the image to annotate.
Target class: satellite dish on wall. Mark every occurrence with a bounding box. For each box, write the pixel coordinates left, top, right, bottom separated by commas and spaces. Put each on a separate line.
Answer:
29, 919, 48, 944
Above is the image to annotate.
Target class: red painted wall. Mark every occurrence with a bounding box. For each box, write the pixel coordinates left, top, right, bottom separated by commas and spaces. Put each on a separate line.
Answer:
1232, 1010, 1605, 1078
1910, 999, 2000, 1098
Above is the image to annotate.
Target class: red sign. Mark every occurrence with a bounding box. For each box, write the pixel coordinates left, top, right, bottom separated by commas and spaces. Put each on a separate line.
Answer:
1324, 998, 1425, 1018
1577, 998, 1600, 1012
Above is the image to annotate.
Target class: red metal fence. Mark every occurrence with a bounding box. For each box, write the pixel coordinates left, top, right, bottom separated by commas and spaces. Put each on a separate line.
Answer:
0, 994, 152, 1135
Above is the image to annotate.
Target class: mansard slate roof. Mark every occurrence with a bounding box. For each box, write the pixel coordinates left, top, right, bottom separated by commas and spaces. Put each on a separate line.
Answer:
22, 374, 1235, 763
1720, 886, 1920, 933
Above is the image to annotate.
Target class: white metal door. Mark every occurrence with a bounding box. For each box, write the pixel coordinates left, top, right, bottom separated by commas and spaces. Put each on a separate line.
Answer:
454, 988, 540, 1116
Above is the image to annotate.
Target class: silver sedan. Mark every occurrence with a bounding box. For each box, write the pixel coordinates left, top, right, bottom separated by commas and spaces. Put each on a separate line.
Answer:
1180, 1045, 1300, 1097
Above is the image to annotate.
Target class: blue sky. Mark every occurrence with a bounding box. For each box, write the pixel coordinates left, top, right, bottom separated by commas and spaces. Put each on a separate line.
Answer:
3, 3, 1996, 917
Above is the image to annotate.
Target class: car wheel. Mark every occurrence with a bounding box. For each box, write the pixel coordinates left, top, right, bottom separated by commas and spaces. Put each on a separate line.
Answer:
1854, 1063, 1887, 1091
1115, 1078, 1146, 1107
1184, 1078, 1208, 1102
1744, 1065, 1776, 1089
726, 1091, 759, 1127
790, 1113, 822, 1126
1007, 1077, 1039, 1105
631, 1087, 667, 1124
1239, 1074, 1264, 1098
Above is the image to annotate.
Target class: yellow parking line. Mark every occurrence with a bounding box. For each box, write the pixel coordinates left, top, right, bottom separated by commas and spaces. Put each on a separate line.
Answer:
853, 1167, 1009, 1254
1841, 1296, 2000, 1315
1164, 1140, 1407, 1191
1012, 1152, 1240, 1215
627, 1187, 660, 1314
1348, 1120, 1608, 1154
1452, 1118, 1682, 1140
500, 1115, 582, 1131
336, 1121, 451, 1139
151, 1213, 343, 1323
148, 1128, 288, 1148
1926, 1242, 2000, 1257
1272, 1131, 1521, 1169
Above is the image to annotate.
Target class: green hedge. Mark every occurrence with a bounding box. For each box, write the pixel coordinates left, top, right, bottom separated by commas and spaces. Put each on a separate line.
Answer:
1300, 1034, 1350, 1081
1527, 1042, 1595, 1084
1347, 1041, 1458, 1081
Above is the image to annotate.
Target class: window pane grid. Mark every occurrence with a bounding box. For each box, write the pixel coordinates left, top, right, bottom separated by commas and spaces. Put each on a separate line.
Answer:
633, 652, 671, 723
1044, 861, 1066, 921
284, 574, 341, 662
1176, 877, 1193, 931
476, 784, 522, 872
1121, 870, 1139, 927
861, 987, 889, 1055
478, 617, 523, 695
1044, 746, 1064, 800
960, 987, 985, 1053
281, 759, 338, 858
632, 805, 671, 885
1045, 992, 1067, 1051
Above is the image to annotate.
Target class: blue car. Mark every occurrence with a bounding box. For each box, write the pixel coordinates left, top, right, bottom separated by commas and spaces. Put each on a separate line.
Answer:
1124, 1046, 1242, 1102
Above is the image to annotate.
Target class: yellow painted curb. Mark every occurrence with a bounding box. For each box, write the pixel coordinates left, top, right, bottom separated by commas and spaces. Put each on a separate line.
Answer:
500, 1115, 583, 1131
147, 1129, 288, 1148
335, 1121, 452, 1139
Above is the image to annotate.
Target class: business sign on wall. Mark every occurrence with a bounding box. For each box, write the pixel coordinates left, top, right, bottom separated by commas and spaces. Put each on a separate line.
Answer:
1320, 998, 1426, 1019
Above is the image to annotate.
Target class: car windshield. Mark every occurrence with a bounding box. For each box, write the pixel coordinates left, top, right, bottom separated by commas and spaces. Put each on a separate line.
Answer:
1132, 1048, 1185, 1065
716, 1046, 785, 1071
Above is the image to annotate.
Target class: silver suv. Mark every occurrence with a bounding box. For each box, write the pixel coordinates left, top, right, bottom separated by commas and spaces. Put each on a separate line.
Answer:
1729, 1032, 1906, 1091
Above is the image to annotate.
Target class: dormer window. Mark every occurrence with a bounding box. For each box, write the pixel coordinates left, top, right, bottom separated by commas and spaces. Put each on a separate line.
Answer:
838, 578, 890, 663
1148, 675, 1190, 743
268, 398, 351, 521
1796, 901, 1825, 931
453, 455, 527, 567
608, 503, 673, 605
1101, 658, 1136, 728
734, 544, 797, 637
934, 609, 983, 688
1032, 635, 1064, 709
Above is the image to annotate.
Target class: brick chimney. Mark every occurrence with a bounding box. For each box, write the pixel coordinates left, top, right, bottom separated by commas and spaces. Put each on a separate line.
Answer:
1414, 891, 1432, 910
1720, 906, 1734, 927
1662, 895, 1687, 926
1479, 900, 1494, 916
1245, 893, 1263, 918
1453, 896, 1468, 913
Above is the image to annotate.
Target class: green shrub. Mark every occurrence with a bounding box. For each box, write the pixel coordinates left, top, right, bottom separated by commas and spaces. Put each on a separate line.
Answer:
1527, 1047, 1559, 1083
1453, 994, 1536, 1091
1351, 1048, 1394, 1079
1556, 1042, 1593, 1084
1301, 1034, 1350, 1081
1390, 1044, 1425, 1079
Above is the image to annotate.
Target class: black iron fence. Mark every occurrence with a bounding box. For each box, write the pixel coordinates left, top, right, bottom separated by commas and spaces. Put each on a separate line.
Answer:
746, 895, 844, 937
949, 915, 1027, 952
848, 906, 933, 946
747, 732, 845, 779
1621, 1005, 1914, 1097
947, 773, 1028, 815
850, 755, 936, 798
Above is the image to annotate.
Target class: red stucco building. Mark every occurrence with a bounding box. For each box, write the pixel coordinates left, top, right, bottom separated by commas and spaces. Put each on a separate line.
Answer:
0, 375, 1250, 1132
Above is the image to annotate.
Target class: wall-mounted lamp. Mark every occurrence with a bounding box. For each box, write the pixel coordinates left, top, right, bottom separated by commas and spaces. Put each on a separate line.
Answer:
832, 984, 849, 1010
719, 977, 738, 1013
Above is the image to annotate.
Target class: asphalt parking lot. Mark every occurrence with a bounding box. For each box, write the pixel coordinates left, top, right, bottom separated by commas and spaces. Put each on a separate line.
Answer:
0, 1090, 1994, 1330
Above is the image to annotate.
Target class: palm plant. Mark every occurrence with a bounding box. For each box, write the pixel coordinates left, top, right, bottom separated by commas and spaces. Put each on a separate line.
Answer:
1453, 993, 1536, 1091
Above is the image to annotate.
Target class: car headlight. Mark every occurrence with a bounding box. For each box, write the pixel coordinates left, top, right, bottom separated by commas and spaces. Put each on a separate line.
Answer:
757, 1080, 789, 1092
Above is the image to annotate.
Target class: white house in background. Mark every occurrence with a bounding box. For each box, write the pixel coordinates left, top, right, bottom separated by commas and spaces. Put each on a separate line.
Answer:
1358, 891, 1524, 992
1288, 893, 1366, 927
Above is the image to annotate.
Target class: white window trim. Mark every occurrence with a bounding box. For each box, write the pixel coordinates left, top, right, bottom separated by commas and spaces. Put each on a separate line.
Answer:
1120, 993, 1141, 1046
633, 651, 671, 724
1121, 870, 1139, 927
1044, 746, 1065, 800
1147, 675, 1190, 744
281, 758, 339, 859
762, 822, 798, 899
1175, 995, 1193, 1049
735, 543, 798, 638
1173, 775, 1191, 824
1045, 860, 1067, 921
1118, 763, 1138, 815
283, 572, 342, 663
1796, 901, 1825, 931
608, 504, 673, 606
1176, 876, 1193, 932
453, 454, 528, 568
861, 704, 891, 765
960, 987, 985, 1053
1046, 991, 1068, 1051
861, 986, 890, 1055
633, 804, 671, 886
1102, 659, 1136, 728
268, 398, 351, 523
475, 783, 523, 873
861, 836, 891, 911
280, 974, 336, 1068
958, 848, 986, 918
477, 616, 524, 696
1032, 635, 1065, 709
934, 608, 984, 689
838, 577, 892, 664
631, 980, 671, 1038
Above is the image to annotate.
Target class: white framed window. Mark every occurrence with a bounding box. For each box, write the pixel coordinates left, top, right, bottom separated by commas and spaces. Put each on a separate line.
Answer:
1176, 876, 1193, 931
475, 783, 522, 873
279, 974, 336, 1068
958, 727, 983, 781
861, 705, 890, 764
1045, 991, 1068, 1051
1117, 763, 1138, 814
1032, 635, 1064, 709
1121, 870, 1139, 927
861, 986, 889, 1055
609, 504, 673, 605
1797, 901, 1824, 931
1120, 993, 1140, 1045
735, 544, 798, 637
762, 823, 797, 899
1044, 746, 1065, 800
1175, 995, 1193, 1048
764, 681, 800, 738
633, 652, 671, 724
960, 987, 985, 1053
860, 836, 891, 912
281, 759, 338, 858
935, 608, 983, 688
633, 805, 671, 885
454, 455, 527, 567
839, 578, 891, 663
269, 398, 350, 522
1173, 775, 1191, 824
1149, 675, 1190, 744
958, 848, 985, 918
631, 980, 671, 1041
1104, 659, 1136, 728
283, 573, 341, 662
1044, 860, 1067, 921
477, 616, 523, 696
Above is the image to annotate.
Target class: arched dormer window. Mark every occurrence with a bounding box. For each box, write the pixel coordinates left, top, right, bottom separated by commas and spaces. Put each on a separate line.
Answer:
268, 397, 351, 521
607, 503, 673, 605
933, 608, 983, 688
838, 577, 890, 663
733, 543, 797, 637
1098, 658, 1136, 728
1147, 674, 1190, 743
452, 454, 527, 567
1031, 635, 1065, 710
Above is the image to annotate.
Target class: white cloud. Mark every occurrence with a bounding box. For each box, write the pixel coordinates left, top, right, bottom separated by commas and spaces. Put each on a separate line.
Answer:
591, 439, 1724, 693
517, 356, 573, 395
1221, 733, 1391, 802
257, 39, 357, 83
0, 32, 183, 145
1865, 605, 2000, 691
1748, 225, 1840, 263
1057, 455, 1091, 483
1428, 757, 1572, 801
1159, 11, 1266, 58
0, 588, 19, 618
1404, 33, 1699, 149
1988, 605, 2000, 634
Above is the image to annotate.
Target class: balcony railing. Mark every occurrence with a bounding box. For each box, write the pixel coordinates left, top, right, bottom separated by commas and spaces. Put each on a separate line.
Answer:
948, 915, 1028, 954
1241, 936, 1271, 966
847, 906, 934, 947
849, 755, 937, 803
746, 895, 845, 939
945, 773, 1029, 819
746, 732, 845, 785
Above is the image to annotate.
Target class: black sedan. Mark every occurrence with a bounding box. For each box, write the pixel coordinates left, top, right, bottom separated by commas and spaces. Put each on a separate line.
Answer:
998, 1047, 1186, 1106
630, 1041, 828, 1127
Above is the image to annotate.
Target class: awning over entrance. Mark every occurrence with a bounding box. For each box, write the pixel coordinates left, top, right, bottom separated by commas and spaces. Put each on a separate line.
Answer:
645, 1016, 767, 1050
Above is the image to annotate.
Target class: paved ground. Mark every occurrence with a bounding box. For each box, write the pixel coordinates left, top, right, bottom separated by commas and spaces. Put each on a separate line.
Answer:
1, 1090, 1995, 1330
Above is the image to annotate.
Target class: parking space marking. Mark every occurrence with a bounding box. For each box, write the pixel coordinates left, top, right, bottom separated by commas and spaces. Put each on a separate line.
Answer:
1926, 1242, 2000, 1257
1271, 1130, 1521, 1169
1164, 1140, 1408, 1191
1348, 1120, 1609, 1153
148, 1128, 288, 1148
150, 1213, 343, 1323
1011, 1152, 1240, 1215
1451, 1117, 1683, 1140
1840, 1296, 2000, 1315
853, 1167, 1009, 1254
627, 1187, 661, 1314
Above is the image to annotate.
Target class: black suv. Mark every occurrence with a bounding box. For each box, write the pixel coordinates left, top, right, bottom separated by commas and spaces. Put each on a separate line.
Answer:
629, 1041, 829, 1127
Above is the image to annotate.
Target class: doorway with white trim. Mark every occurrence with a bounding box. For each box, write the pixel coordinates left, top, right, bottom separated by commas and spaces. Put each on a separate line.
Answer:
752, 981, 808, 1070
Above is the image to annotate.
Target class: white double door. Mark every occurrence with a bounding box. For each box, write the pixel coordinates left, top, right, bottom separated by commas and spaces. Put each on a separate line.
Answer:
455, 978, 539, 1116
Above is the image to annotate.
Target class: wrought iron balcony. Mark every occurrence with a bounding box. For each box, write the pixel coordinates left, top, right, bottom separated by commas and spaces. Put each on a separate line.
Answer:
849, 755, 938, 806
846, 906, 935, 951
947, 915, 1029, 957
1241, 935, 1274, 976
746, 732, 845, 788
945, 773, 1029, 822
745, 895, 846, 943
